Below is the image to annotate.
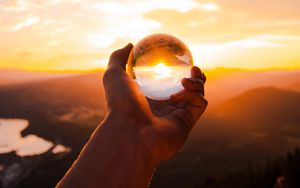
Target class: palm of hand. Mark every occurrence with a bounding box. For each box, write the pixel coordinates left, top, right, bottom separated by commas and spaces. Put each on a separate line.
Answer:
104, 43, 207, 163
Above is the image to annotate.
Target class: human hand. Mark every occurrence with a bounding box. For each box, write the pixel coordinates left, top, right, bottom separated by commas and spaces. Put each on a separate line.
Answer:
56, 43, 207, 188
103, 43, 208, 164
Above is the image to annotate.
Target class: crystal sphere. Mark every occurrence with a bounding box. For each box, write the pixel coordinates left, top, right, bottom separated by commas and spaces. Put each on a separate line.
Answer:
127, 34, 194, 100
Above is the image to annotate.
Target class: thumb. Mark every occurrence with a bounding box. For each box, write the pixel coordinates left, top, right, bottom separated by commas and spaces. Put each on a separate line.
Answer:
108, 43, 133, 70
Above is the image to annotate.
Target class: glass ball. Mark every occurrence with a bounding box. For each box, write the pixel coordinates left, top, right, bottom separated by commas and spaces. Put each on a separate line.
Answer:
127, 34, 194, 100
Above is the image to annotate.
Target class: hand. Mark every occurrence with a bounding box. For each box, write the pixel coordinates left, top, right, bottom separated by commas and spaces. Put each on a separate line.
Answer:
103, 43, 208, 164
56, 43, 208, 188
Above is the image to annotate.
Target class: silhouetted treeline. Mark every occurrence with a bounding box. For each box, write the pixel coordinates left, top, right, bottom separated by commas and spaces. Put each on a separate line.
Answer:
196, 148, 300, 188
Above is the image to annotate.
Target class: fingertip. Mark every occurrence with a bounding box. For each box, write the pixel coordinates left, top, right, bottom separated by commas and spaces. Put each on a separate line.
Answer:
191, 66, 202, 77
181, 78, 193, 90
118, 43, 133, 56
181, 78, 189, 85
108, 43, 133, 70
192, 66, 201, 73
126, 43, 134, 49
191, 66, 206, 84
123, 43, 133, 54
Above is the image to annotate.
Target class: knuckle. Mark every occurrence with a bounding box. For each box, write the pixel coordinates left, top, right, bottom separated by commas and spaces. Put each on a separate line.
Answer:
195, 94, 208, 107
102, 70, 111, 83
110, 50, 120, 59
203, 98, 208, 107
202, 73, 207, 83
102, 68, 117, 84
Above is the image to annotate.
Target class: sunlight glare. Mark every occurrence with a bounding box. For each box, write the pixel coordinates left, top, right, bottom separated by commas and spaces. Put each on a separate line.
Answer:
152, 62, 171, 79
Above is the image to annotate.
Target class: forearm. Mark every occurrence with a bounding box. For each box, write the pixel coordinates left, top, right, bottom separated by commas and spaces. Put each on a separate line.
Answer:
56, 115, 157, 188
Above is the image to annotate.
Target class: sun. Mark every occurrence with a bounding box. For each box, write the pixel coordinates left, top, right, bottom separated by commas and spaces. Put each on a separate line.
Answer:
152, 62, 171, 79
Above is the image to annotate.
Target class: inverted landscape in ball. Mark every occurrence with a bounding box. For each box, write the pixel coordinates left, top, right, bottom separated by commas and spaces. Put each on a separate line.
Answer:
127, 34, 194, 100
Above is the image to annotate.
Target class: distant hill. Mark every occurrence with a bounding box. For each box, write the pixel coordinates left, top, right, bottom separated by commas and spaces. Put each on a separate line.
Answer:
0, 72, 106, 113
194, 86, 300, 154
205, 69, 300, 107
0, 72, 106, 148
0, 68, 300, 188
0, 72, 108, 188
284, 80, 300, 93
152, 87, 300, 188
0, 69, 75, 86
211, 87, 300, 126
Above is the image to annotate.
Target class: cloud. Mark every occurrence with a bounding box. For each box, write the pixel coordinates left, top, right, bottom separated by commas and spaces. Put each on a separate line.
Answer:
190, 35, 286, 68
85, 0, 218, 45
200, 3, 219, 11
0, 0, 299, 70
222, 38, 283, 48
190, 35, 285, 55
11, 16, 40, 31
92, 0, 219, 15
0, 0, 27, 12
46, 41, 60, 47
87, 33, 116, 48
0, 0, 76, 12
92, 0, 198, 14
258, 34, 300, 42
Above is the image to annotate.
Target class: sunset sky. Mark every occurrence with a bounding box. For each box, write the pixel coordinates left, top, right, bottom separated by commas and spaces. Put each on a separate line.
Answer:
0, 0, 300, 71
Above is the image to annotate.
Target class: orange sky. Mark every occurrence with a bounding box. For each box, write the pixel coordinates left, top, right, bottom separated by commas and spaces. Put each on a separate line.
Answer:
0, 0, 300, 71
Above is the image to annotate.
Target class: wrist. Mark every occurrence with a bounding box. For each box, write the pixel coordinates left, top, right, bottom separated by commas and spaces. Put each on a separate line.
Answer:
96, 113, 159, 166
58, 113, 158, 188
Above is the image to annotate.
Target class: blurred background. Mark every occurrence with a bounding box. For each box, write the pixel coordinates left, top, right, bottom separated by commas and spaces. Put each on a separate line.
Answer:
0, 0, 300, 187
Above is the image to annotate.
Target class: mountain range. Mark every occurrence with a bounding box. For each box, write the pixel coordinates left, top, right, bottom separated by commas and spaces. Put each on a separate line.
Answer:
0, 68, 299, 188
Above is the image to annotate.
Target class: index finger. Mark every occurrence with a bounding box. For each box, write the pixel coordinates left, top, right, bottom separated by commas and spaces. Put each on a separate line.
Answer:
191, 66, 206, 83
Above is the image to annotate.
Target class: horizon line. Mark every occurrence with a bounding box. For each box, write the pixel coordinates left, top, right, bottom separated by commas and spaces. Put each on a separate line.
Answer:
0, 66, 300, 74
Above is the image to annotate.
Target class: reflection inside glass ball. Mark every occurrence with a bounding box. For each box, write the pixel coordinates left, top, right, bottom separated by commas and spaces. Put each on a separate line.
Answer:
127, 34, 194, 100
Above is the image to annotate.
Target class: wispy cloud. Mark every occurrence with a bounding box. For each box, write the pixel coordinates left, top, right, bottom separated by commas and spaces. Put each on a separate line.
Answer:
199, 3, 219, 11
92, 0, 201, 14
0, 0, 76, 12
11, 16, 40, 31
223, 38, 283, 48
0, 0, 299, 70
0, 0, 27, 12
